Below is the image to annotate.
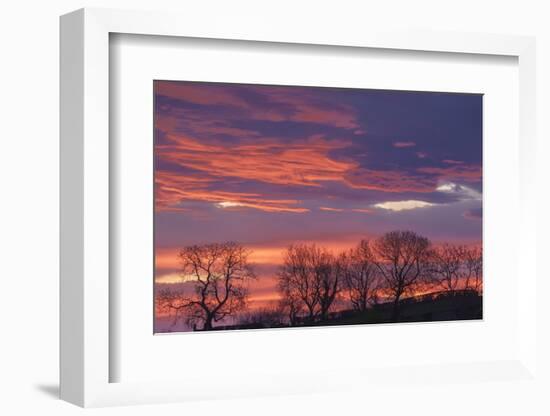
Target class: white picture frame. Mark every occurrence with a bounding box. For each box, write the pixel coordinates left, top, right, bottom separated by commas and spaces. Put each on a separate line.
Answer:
60, 7, 538, 408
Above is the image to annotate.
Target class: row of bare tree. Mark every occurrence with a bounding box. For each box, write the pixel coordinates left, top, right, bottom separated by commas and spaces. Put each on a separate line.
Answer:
157, 231, 482, 330
277, 231, 482, 324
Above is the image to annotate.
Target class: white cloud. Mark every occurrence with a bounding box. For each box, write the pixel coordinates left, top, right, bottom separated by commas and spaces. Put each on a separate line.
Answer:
155, 273, 183, 284
372, 182, 481, 213
216, 201, 245, 208
436, 183, 454, 192
373, 200, 435, 212
436, 182, 481, 201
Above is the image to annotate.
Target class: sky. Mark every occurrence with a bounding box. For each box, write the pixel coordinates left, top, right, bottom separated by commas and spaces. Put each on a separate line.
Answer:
154, 80, 482, 316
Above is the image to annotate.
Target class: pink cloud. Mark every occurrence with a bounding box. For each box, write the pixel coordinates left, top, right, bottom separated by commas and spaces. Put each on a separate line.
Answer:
351, 208, 374, 214
155, 81, 362, 130
156, 171, 309, 214
417, 164, 481, 183
344, 168, 437, 193
393, 141, 416, 148
155, 82, 250, 108
319, 207, 345, 212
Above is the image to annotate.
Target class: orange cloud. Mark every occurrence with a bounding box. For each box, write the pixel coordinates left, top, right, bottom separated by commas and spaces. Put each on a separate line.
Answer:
160, 134, 354, 187
156, 134, 482, 214
156, 248, 180, 270
156, 106, 480, 214
248, 247, 288, 265
156, 171, 309, 213
155, 134, 357, 213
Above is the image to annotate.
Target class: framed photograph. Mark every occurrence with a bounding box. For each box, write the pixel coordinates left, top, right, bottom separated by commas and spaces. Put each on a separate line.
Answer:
60, 8, 538, 408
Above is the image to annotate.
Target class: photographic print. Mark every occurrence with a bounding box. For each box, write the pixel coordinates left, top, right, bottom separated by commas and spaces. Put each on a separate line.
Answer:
154, 80, 482, 333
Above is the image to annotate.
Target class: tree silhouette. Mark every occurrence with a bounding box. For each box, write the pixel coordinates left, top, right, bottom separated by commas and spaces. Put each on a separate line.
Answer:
277, 244, 340, 322
372, 231, 431, 321
158, 242, 255, 330
464, 246, 482, 292
428, 244, 467, 294
277, 289, 303, 326
338, 240, 380, 312
156, 233, 482, 331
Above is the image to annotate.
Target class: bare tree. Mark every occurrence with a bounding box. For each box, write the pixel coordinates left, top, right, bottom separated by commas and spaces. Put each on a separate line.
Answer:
277, 244, 339, 323
428, 244, 468, 294
157, 242, 256, 330
317, 250, 339, 321
277, 289, 303, 326
339, 240, 380, 312
372, 230, 431, 321
277, 244, 316, 322
464, 246, 482, 292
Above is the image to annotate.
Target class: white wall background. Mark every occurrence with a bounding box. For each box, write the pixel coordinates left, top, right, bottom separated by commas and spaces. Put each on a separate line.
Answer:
0, 1, 548, 415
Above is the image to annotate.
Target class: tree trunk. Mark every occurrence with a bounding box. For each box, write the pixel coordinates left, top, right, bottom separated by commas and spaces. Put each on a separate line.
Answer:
203, 315, 213, 330
306, 304, 316, 323
391, 293, 402, 322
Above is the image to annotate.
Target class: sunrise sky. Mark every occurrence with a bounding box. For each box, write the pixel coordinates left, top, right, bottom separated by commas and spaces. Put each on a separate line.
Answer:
154, 80, 482, 315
